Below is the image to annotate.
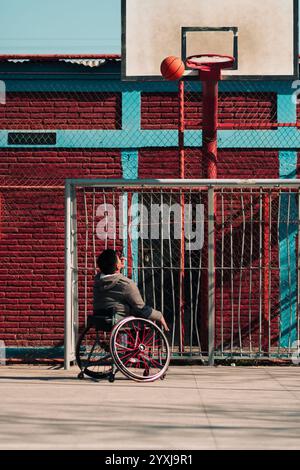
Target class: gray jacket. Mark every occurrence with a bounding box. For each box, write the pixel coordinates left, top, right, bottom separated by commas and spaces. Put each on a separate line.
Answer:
93, 272, 163, 321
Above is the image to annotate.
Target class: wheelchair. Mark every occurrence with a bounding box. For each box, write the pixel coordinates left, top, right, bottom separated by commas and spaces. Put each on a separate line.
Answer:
76, 310, 171, 383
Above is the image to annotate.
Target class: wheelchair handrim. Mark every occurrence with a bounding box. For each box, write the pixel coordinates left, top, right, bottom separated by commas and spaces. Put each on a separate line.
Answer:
110, 317, 170, 382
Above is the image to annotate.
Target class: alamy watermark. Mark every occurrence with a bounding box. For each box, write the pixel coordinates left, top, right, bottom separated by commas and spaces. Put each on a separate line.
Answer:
0, 341, 6, 366
0, 81, 6, 105
291, 340, 300, 365
95, 198, 205, 251
291, 81, 300, 105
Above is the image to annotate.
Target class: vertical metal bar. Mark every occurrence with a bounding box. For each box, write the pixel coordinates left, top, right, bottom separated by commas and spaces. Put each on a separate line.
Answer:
160, 190, 164, 316
277, 189, 282, 353
168, 192, 176, 352
179, 189, 185, 354
150, 192, 156, 310
92, 188, 97, 274
179, 80, 185, 354
230, 190, 234, 353
263, 190, 271, 354
298, 189, 300, 345
141, 191, 146, 299
208, 187, 215, 366
127, 191, 133, 279
64, 181, 72, 370
194, 191, 202, 355
259, 188, 263, 355
103, 189, 108, 250
71, 185, 78, 353
84, 189, 88, 328
112, 189, 116, 251
248, 189, 253, 354
221, 189, 224, 355
268, 191, 272, 353
237, 189, 245, 354
286, 190, 292, 351
188, 190, 194, 355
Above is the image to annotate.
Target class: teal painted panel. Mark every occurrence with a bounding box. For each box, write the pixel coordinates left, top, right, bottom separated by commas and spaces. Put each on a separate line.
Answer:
121, 150, 138, 179
122, 91, 141, 131
0, 130, 7, 146
121, 150, 139, 282
277, 92, 297, 123
279, 151, 298, 348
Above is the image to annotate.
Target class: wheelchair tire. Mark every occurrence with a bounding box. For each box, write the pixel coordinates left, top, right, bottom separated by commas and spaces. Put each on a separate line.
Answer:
76, 325, 113, 380
110, 317, 170, 382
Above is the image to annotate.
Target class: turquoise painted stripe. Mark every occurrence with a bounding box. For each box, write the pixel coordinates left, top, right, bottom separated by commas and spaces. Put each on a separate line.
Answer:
1, 78, 293, 94
5, 346, 64, 359
3, 130, 179, 148
3, 128, 300, 149
3, 79, 180, 93
278, 91, 298, 348
218, 128, 300, 149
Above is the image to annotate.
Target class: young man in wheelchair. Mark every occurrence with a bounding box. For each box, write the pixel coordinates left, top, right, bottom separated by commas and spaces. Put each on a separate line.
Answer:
93, 249, 169, 331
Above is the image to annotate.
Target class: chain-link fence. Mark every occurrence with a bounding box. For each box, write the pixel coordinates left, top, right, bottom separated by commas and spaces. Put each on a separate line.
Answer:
64, 179, 300, 367
0, 56, 299, 361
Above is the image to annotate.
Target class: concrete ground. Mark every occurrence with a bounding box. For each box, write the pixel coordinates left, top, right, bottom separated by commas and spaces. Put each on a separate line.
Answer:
0, 365, 300, 450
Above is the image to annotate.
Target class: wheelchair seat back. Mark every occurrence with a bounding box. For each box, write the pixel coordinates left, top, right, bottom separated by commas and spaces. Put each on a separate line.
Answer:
88, 308, 115, 331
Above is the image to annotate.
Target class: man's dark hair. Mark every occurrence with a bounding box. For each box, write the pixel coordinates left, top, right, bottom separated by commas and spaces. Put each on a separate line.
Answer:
97, 249, 118, 275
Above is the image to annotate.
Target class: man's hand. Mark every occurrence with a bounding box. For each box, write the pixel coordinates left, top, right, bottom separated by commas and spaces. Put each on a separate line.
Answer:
160, 316, 169, 332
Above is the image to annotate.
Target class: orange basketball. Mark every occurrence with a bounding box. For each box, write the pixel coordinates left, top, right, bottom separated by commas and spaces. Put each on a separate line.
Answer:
160, 56, 185, 81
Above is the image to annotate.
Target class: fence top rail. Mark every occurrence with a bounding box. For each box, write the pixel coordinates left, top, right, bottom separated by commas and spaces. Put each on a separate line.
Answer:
66, 178, 300, 189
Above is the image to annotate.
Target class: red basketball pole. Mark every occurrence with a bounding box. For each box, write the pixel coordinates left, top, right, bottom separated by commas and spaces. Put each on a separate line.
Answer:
202, 80, 218, 179
186, 55, 235, 354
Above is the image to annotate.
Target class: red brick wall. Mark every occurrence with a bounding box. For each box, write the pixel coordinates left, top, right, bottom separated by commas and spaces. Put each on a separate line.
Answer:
0, 150, 121, 347
0, 148, 122, 185
0, 87, 282, 353
139, 148, 279, 179
0, 92, 122, 130
141, 92, 277, 129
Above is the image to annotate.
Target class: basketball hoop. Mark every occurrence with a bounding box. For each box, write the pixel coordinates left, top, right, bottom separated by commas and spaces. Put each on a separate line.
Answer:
186, 54, 235, 81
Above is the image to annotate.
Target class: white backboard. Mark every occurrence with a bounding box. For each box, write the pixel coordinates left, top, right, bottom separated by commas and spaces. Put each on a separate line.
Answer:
122, 0, 298, 80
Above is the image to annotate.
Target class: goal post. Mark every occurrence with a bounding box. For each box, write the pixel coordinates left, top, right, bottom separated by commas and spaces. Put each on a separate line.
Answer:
64, 178, 300, 369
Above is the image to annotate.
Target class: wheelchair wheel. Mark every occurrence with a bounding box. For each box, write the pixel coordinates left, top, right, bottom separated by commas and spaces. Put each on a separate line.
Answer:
76, 324, 113, 380
110, 317, 170, 382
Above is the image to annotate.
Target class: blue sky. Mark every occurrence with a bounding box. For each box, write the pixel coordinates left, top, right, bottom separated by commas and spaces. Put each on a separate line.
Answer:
0, 1, 298, 55
0, 0, 121, 54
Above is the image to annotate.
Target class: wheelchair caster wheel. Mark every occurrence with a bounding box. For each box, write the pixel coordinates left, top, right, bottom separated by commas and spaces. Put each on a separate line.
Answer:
160, 374, 166, 381
143, 369, 150, 377
78, 371, 85, 380
108, 373, 115, 383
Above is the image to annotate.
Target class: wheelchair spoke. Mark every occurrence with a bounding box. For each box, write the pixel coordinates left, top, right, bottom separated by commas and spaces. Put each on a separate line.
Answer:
76, 325, 113, 380
114, 342, 135, 351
